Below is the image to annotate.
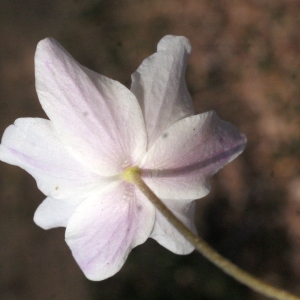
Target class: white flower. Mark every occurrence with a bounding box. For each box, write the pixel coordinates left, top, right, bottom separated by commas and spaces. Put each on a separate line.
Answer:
0, 35, 246, 280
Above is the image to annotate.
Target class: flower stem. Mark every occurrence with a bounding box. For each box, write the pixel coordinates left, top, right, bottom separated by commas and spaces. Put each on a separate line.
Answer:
131, 172, 300, 300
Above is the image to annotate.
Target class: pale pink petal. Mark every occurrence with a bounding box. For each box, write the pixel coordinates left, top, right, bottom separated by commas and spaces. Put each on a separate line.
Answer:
131, 35, 194, 149
35, 38, 147, 176
0, 118, 104, 201
141, 111, 247, 199
151, 199, 196, 254
65, 182, 155, 281
34, 196, 81, 230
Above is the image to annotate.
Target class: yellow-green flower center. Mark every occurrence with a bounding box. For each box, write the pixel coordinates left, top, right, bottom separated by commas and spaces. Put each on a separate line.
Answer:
123, 166, 141, 183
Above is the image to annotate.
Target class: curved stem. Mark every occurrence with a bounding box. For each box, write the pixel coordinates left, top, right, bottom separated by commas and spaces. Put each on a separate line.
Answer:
130, 172, 300, 300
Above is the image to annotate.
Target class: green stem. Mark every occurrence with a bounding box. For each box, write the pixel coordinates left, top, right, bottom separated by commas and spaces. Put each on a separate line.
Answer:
130, 172, 300, 300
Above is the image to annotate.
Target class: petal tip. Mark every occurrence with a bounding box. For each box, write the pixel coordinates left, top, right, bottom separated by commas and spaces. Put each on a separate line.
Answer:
158, 35, 191, 54
33, 211, 50, 230
35, 37, 66, 66
37, 37, 59, 50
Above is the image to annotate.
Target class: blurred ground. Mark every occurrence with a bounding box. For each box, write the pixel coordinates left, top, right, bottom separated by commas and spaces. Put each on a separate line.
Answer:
1, 0, 300, 299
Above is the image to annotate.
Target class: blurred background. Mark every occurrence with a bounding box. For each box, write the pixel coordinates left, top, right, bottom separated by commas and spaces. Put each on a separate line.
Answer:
1, 0, 300, 299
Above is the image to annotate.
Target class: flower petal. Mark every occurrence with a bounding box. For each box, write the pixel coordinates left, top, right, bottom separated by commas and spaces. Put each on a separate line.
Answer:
131, 35, 194, 149
65, 182, 155, 281
34, 196, 80, 230
151, 199, 196, 254
35, 38, 147, 176
0, 118, 103, 200
141, 111, 247, 199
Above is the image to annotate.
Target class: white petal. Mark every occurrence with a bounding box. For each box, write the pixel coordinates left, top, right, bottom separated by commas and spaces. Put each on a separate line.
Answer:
35, 38, 147, 176
151, 199, 196, 254
34, 196, 81, 229
65, 182, 155, 281
0, 118, 103, 200
141, 111, 247, 199
131, 35, 194, 149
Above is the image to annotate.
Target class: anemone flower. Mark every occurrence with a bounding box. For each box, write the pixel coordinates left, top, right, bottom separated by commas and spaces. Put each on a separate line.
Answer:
0, 35, 246, 280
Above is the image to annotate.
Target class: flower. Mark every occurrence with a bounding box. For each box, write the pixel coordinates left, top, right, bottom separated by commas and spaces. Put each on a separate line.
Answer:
0, 35, 246, 281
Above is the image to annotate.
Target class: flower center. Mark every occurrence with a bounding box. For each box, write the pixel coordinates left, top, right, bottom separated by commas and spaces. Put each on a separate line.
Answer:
123, 166, 141, 183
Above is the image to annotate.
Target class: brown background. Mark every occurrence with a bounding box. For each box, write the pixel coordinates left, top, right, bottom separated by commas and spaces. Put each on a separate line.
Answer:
1, 0, 300, 299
